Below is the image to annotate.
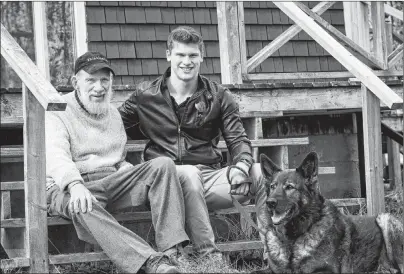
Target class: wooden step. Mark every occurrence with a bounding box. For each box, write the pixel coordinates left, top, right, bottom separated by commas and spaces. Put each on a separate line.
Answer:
0, 137, 310, 163
0, 239, 264, 269
0, 198, 365, 228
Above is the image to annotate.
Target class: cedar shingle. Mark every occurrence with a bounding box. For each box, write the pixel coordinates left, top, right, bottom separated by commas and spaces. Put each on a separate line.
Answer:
181, 2, 197, 7
261, 58, 276, 73
102, 25, 121, 41
327, 57, 342, 71
106, 42, 120, 58
184, 8, 194, 23
120, 25, 139, 41
247, 41, 263, 57
119, 42, 136, 58
267, 25, 283, 40
133, 76, 147, 84
200, 58, 213, 74
196, 2, 205, 8
121, 76, 134, 85
138, 25, 156, 41
245, 25, 252, 41
279, 10, 290, 24
200, 25, 218, 41
87, 7, 106, 24
161, 8, 176, 23
212, 58, 221, 73
118, 2, 137, 6
259, 1, 267, 8
86, 2, 100, 6
135, 42, 153, 58
152, 42, 167, 58
250, 2, 261, 8
193, 9, 211, 24
330, 10, 344, 25
87, 25, 103, 41
244, 9, 257, 24
298, 30, 311, 40
205, 41, 220, 57
257, 9, 273, 25
167, 2, 182, 7
88, 42, 107, 56
157, 59, 170, 74
271, 9, 281, 24
145, 8, 162, 23
210, 9, 217, 24
128, 59, 143, 75
251, 25, 268, 40
100, 2, 118, 6
319, 56, 329, 71
279, 42, 294, 56
243, 2, 251, 8
322, 11, 332, 24
141, 2, 151, 7
315, 42, 325, 56
110, 59, 128, 75
333, 2, 343, 10
266, 2, 277, 8
306, 57, 321, 71
142, 60, 158, 75
204, 2, 215, 8
114, 76, 122, 85
292, 41, 308, 56
296, 57, 307, 71
155, 25, 170, 41
152, 2, 167, 7
273, 57, 284, 72
192, 25, 202, 36
105, 7, 126, 24
125, 7, 146, 23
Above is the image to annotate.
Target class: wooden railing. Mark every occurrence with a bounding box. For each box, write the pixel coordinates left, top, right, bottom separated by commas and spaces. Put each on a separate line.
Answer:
1, 23, 66, 272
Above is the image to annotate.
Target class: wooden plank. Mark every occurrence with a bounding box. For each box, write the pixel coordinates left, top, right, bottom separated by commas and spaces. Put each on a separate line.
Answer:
1, 257, 30, 269
0, 24, 66, 111
388, 44, 403, 68
23, 85, 49, 272
381, 122, 403, 145
1, 181, 25, 191
237, 1, 247, 77
362, 85, 385, 214
274, 2, 402, 110
393, 30, 404, 43
247, 2, 335, 72
216, 1, 243, 84
387, 138, 402, 191
384, 4, 403, 21
296, 2, 385, 70
371, 2, 388, 69
247, 70, 403, 80
33, 2, 50, 80
72, 2, 88, 59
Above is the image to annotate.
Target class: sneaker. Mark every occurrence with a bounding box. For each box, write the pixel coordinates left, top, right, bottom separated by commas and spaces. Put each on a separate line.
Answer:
144, 255, 180, 273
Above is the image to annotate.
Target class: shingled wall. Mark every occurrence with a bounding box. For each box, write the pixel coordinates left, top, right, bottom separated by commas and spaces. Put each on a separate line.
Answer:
86, 1, 346, 85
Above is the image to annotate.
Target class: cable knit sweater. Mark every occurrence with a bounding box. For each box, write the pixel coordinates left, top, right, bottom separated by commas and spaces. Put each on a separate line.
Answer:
46, 91, 131, 191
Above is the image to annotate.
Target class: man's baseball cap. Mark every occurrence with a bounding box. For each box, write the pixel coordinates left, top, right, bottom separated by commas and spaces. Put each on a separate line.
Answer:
74, 51, 115, 75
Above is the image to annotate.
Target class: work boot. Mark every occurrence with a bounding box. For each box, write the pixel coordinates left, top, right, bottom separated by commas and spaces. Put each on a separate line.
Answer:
144, 254, 180, 273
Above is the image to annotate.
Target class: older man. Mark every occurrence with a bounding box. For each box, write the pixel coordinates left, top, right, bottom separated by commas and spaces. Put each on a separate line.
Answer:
45, 51, 189, 273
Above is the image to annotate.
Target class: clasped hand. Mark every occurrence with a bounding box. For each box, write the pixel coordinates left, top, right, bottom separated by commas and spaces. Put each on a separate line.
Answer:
228, 166, 251, 196
68, 183, 98, 214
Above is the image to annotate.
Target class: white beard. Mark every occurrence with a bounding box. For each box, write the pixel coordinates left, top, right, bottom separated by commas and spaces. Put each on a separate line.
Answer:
80, 89, 113, 117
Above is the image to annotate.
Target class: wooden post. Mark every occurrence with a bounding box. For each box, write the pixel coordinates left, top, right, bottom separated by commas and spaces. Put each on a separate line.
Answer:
72, 2, 88, 59
32, 2, 50, 80
23, 84, 49, 273
344, 2, 385, 214
371, 2, 388, 70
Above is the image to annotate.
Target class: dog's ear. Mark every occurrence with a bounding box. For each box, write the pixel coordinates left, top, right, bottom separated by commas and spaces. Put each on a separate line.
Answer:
296, 152, 318, 183
260, 153, 282, 179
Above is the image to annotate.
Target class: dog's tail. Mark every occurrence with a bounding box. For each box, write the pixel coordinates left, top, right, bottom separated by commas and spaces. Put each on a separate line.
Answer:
376, 213, 403, 273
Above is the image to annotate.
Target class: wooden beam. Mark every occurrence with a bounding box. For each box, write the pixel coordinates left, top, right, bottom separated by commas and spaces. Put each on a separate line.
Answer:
72, 2, 88, 59
387, 138, 402, 191
393, 30, 404, 43
371, 2, 388, 69
217, 1, 243, 84
237, 1, 247, 76
388, 44, 404, 68
274, 2, 402, 109
246, 70, 403, 81
32, 2, 50, 80
382, 122, 403, 145
0, 24, 66, 111
362, 86, 385, 214
384, 4, 404, 21
247, 1, 335, 72
23, 85, 49, 273
296, 2, 384, 70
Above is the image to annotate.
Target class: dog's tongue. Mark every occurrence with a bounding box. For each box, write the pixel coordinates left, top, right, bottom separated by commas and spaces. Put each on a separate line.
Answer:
271, 211, 288, 225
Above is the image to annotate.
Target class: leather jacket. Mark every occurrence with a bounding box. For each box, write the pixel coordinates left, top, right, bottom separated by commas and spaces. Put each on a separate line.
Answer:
118, 68, 253, 167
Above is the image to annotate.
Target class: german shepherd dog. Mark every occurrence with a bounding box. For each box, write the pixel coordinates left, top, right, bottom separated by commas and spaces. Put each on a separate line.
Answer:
257, 152, 403, 273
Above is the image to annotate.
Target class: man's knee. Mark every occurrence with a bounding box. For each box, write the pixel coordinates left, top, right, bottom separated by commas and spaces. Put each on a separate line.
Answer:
149, 156, 176, 171
177, 165, 203, 194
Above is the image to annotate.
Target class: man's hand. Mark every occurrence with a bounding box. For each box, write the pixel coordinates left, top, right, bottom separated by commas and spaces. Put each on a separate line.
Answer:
229, 162, 251, 196
68, 182, 98, 214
